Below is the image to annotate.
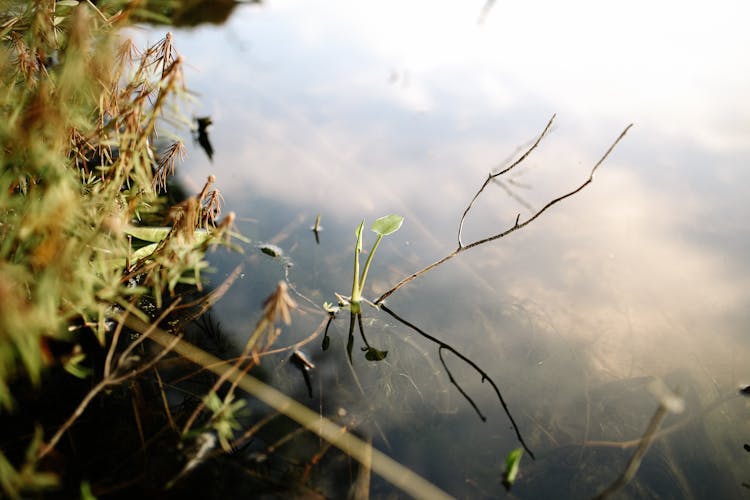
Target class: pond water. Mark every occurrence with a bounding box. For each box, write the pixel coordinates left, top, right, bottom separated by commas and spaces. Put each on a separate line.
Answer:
141, 1, 750, 497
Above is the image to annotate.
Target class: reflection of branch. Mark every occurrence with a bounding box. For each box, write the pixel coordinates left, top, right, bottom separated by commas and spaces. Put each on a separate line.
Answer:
144, 318, 453, 499
380, 304, 535, 459
493, 178, 535, 213
438, 347, 485, 420
374, 117, 633, 306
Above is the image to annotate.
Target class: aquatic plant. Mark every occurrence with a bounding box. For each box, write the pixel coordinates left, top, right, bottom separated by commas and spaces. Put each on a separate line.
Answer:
502, 447, 523, 490
348, 215, 403, 315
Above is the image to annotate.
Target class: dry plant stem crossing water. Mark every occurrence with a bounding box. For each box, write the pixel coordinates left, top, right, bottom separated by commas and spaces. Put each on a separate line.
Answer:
125, 317, 453, 500
593, 393, 677, 500
374, 115, 634, 306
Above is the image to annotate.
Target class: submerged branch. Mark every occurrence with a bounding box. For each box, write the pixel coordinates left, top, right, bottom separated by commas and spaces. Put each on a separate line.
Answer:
374, 120, 632, 306
593, 392, 676, 500
438, 347, 486, 421
380, 304, 535, 459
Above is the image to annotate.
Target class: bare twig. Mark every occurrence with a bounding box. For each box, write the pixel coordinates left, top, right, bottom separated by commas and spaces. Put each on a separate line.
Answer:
374, 119, 632, 306
457, 113, 556, 249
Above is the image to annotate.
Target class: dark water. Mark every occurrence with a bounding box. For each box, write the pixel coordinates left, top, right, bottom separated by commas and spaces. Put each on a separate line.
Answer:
140, 2, 750, 497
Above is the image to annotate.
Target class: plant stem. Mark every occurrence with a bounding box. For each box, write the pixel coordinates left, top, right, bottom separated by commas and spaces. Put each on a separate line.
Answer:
358, 233, 383, 299
350, 221, 364, 313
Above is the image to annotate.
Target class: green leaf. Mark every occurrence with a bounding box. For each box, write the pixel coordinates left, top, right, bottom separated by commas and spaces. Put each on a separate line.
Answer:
371, 214, 403, 236
124, 226, 171, 242
502, 447, 523, 490
130, 242, 159, 262
354, 220, 365, 252
364, 347, 388, 361
63, 353, 91, 379
80, 481, 96, 500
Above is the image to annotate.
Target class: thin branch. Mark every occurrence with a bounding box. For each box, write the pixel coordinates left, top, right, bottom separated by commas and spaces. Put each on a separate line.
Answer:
457, 113, 556, 248
375, 121, 632, 306
380, 304, 535, 459
104, 309, 128, 377
464, 122, 633, 252
39, 379, 109, 459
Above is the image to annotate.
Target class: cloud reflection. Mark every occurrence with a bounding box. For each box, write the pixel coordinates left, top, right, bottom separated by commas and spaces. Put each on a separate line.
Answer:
136, 5, 750, 494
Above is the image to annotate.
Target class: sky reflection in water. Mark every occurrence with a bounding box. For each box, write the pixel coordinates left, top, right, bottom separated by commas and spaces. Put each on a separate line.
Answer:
141, 1, 749, 496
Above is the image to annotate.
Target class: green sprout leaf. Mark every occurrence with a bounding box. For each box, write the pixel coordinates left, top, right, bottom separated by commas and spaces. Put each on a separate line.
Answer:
364, 347, 388, 361
63, 352, 92, 379
502, 447, 523, 490
371, 214, 404, 236
124, 226, 172, 243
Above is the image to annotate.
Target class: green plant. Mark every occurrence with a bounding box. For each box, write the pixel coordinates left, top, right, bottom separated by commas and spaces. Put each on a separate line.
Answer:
502, 447, 523, 490
348, 214, 403, 314
327, 215, 403, 363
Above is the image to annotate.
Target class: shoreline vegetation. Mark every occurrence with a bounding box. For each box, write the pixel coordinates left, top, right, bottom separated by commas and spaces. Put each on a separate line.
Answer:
0, 2, 244, 496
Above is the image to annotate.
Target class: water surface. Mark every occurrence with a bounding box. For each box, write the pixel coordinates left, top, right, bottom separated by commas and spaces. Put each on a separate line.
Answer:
141, 1, 750, 497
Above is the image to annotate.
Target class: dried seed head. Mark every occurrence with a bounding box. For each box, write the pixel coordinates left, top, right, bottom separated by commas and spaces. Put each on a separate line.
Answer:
262, 281, 296, 326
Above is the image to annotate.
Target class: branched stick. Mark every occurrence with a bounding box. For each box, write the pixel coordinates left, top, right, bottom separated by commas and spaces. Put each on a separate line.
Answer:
457, 113, 556, 248
380, 304, 535, 459
374, 119, 633, 306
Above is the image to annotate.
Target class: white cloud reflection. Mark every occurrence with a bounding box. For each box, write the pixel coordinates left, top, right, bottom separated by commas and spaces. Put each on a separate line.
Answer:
149, 0, 750, 392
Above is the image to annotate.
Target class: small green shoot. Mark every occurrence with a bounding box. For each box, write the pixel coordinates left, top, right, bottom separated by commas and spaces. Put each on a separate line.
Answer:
502, 447, 523, 491
312, 213, 323, 244
349, 215, 403, 314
